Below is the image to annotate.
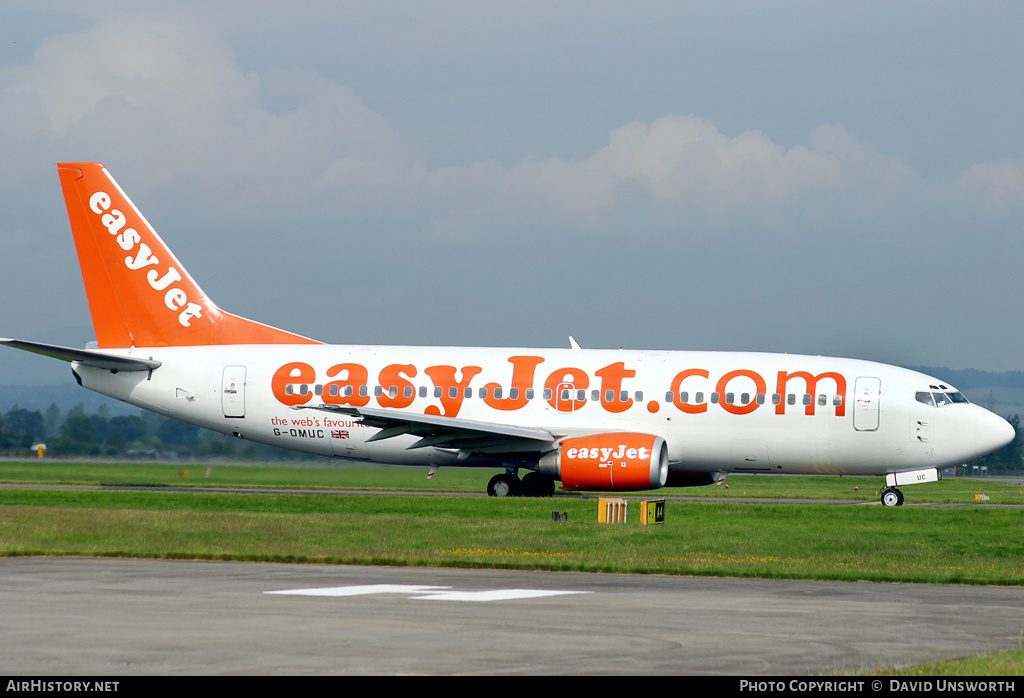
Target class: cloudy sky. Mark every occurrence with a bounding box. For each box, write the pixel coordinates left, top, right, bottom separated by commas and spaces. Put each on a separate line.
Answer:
2, 1, 1024, 387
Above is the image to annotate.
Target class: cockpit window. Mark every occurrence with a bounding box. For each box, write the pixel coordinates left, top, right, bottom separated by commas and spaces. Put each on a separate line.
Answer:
917, 390, 970, 407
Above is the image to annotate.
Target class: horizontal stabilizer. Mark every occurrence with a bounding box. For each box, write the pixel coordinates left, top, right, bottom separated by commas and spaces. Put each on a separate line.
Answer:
0, 338, 161, 372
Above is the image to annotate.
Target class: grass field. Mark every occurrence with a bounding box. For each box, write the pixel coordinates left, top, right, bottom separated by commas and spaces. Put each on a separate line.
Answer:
1, 461, 1023, 584
854, 649, 1024, 676
3, 489, 1024, 585
3, 460, 1023, 675
1, 459, 1023, 503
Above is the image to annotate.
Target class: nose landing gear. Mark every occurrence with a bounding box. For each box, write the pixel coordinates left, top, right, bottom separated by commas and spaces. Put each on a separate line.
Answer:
880, 487, 904, 507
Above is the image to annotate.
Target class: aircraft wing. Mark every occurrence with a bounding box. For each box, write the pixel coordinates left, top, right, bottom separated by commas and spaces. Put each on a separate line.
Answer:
0, 338, 162, 372
303, 404, 557, 454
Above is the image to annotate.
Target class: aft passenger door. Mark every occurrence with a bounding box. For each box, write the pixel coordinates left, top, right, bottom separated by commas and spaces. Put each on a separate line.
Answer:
222, 365, 246, 418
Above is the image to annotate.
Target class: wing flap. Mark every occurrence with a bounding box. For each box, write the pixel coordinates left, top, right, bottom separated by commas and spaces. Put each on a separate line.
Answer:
303, 404, 556, 454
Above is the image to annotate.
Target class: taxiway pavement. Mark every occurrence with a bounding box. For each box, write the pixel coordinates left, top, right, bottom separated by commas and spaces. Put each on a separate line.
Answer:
2, 557, 1022, 675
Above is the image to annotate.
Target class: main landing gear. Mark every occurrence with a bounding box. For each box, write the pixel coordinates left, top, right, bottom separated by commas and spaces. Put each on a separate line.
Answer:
487, 471, 556, 498
880, 487, 905, 507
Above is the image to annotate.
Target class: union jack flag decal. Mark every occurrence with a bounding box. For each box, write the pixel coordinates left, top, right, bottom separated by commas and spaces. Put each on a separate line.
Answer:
331, 430, 350, 439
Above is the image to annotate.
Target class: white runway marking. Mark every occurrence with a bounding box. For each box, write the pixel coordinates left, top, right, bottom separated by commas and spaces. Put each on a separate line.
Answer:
266, 584, 449, 597
266, 583, 589, 602
409, 588, 588, 602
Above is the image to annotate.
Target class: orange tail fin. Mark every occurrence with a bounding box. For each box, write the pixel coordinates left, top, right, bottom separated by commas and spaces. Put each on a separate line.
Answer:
58, 163, 320, 348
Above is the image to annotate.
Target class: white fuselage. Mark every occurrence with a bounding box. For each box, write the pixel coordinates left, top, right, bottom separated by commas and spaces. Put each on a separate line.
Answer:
71, 344, 1013, 478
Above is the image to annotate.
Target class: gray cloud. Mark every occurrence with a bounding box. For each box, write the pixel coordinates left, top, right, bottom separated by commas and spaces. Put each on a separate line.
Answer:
959, 158, 1024, 214
2, 3, 1024, 383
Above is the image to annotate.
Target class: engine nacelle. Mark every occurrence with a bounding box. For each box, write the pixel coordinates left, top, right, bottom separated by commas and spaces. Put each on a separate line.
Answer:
537, 432, 668, 491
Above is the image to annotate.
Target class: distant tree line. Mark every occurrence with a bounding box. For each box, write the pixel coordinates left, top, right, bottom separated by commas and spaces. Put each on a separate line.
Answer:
0, 403, 314, 461
907, 366, 1024, 391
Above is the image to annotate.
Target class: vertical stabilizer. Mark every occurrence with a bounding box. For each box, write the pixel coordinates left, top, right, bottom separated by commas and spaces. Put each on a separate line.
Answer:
58, 163, 319, 348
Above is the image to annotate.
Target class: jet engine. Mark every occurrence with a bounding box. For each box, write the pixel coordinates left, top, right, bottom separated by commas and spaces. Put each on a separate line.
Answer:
536, 432, 668, 491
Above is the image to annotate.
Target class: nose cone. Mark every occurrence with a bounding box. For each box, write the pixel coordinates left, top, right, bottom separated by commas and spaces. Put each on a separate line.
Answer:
976, 409, 1016, 457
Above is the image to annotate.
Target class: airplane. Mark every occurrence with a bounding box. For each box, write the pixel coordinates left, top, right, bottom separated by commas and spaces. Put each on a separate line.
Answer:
1, 162, 1015, 506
